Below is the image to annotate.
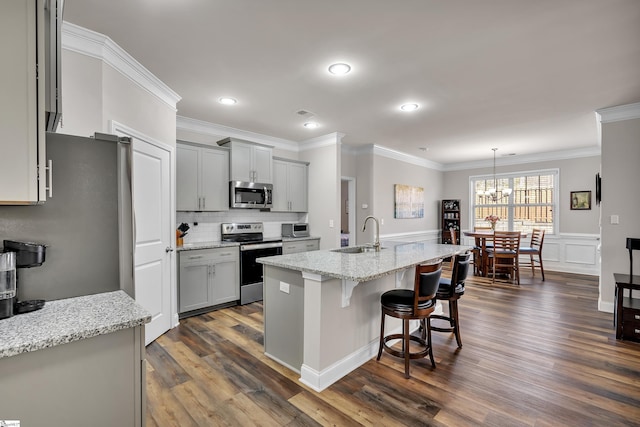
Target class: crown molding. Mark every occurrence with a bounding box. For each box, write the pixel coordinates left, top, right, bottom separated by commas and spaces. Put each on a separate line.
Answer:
596, 102, 640, 123
176, 115, 299, 151
445, 146, 601, 171
372, 145, 444, 171
299, 132, 345, 151
61, 21, 181, 110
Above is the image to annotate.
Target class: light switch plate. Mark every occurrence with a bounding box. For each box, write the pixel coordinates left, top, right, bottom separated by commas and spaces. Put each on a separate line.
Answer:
611, 215, 619, 225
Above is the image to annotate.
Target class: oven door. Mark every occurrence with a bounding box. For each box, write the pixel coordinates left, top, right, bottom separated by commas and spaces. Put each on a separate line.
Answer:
239, 242, 282, 304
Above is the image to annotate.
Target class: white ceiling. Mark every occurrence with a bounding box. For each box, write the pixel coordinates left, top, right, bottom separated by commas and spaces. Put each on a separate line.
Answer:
63, 0, 640, 165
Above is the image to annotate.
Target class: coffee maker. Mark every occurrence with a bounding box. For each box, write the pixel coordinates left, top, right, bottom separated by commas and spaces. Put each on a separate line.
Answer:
0, 251, 16, 319
3, 240, 47, 314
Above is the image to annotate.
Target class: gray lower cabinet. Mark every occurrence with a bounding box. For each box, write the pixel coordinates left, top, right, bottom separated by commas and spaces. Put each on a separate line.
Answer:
282, 238, 320, 255
0, 326, 145, 427
179, 247, 239, 315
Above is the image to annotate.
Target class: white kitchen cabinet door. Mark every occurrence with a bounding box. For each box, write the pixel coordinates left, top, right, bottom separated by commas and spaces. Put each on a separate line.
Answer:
229, 140, 254, 182
211, 259, 239, 305
271, 160, 289, 211
0, 0, 46, 204
200, 148, 229, 211
176, 144, 199, 210
223, 138, 273, 183
179, 260, 213, 313
176, 143, 229, 211
272, 159, 308, 212
253, 144, 273, 183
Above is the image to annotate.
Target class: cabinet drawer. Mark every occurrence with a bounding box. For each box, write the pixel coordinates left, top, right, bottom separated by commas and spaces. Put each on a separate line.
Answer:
622, 322, 640, 341
622, 308, 640, 322
180, 247, 238, 265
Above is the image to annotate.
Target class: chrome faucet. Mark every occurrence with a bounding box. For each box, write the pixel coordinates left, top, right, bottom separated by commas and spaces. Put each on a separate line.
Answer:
362, 215, 381, 252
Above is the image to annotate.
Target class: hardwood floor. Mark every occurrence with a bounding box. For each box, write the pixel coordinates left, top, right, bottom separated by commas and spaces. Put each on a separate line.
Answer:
146, 271, 640, 426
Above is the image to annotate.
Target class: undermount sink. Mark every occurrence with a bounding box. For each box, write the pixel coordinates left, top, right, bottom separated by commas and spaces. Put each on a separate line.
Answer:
331, 245, 386, 254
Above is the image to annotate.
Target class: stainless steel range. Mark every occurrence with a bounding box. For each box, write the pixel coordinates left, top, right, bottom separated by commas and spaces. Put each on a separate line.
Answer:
221, 223, 282, 305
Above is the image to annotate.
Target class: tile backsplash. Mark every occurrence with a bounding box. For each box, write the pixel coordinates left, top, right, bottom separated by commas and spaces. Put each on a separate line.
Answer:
177, 210, 307, 243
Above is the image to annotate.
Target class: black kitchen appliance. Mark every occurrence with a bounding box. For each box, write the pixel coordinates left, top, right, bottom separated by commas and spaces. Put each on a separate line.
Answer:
221, 223, 282, 304
3, 240, 47, 314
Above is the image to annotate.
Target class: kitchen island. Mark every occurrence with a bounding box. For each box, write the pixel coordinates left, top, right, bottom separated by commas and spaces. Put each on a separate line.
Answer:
0, 290, 150, 426
258, 241, 469, 391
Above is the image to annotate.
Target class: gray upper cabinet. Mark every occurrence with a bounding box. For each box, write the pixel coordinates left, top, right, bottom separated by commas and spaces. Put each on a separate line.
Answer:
218, 137, 273, 184
272, 158, 308, 212
0, 0, 47, 204
176, 143, 229, 211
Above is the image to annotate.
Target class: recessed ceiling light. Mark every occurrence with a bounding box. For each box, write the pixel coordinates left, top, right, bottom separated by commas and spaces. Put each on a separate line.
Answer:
400, 103, 419, 111
328, 63, 351, 75
218, 97, 237, 105
304, 122, 320, 129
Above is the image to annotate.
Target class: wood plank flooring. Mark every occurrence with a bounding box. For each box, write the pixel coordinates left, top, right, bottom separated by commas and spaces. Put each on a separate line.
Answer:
145, 271, 640, 426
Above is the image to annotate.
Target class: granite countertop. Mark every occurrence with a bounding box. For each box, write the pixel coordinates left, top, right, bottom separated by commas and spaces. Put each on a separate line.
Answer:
0, 290, 151, 359
258, 241, 472, 282
177, 241, 240, 251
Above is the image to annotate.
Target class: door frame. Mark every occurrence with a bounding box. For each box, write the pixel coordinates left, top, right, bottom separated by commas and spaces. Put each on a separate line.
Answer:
341, 176, 356, 246
110, 120, 178, 330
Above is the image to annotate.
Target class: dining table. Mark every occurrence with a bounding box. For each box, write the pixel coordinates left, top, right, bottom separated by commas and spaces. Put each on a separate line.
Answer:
463, 230, 528, 277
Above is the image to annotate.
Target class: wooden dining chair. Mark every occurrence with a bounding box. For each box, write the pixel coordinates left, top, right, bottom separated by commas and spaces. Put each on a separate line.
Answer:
377, 261, 443, 378
519, 229, 545, 280
486, 231, 521, 285
471, 226, 492, 276
449, 227, 458, 245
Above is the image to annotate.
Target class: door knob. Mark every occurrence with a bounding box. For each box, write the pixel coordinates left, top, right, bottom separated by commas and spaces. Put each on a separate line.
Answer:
166, 247, 174, 253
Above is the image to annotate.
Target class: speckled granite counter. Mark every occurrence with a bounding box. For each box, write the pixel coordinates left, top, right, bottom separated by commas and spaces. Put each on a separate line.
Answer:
177, 240, 239, 251
0, 290, 151, 359
258, 240, 470, 282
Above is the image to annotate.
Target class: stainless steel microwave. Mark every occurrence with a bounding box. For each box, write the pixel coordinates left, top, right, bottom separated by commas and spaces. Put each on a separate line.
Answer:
282, 223, 310, 238
230, 181, 273, 209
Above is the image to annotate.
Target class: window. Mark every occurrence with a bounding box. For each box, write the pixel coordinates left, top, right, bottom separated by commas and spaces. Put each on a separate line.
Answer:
470, 169, 558, 234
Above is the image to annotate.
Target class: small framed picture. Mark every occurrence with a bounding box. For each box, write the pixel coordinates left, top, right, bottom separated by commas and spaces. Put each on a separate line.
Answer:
570, 191, 591, 210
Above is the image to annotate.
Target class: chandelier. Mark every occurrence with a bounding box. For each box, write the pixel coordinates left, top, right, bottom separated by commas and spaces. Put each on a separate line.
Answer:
478, 148, 512, 202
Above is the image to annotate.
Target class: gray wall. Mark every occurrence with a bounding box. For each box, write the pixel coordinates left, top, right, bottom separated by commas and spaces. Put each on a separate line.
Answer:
373, 154, 443, 236
601, 116, 640, 308
442, 156, 601, 234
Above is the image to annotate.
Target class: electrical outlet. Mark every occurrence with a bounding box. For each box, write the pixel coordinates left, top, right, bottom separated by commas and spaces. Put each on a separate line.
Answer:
381, 218, 384, 225
279, 281, 290, 294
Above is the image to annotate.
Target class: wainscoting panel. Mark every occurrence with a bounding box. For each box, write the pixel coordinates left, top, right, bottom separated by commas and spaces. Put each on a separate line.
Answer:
388, 230, 601, 276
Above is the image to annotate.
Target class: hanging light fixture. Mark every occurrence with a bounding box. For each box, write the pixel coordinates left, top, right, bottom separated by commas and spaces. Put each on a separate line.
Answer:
478, 148, 512, 202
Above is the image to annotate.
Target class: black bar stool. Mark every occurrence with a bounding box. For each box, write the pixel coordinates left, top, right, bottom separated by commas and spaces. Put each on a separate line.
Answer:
428, 251, 471, 348
377, 261, 442, 378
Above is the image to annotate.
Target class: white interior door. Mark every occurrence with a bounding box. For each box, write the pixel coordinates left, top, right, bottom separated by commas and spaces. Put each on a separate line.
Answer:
132, 138, 172, 345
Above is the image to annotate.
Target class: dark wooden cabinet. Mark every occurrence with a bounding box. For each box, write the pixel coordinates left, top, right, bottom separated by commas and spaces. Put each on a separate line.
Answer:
441, 199, 460, 244
614, 273, 640, 342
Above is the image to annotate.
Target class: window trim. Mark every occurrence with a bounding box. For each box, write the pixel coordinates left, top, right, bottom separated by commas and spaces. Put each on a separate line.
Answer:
468, 168, 559, 234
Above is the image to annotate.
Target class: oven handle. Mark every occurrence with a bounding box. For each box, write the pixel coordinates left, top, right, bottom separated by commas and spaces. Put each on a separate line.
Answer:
240, 241, 283, 251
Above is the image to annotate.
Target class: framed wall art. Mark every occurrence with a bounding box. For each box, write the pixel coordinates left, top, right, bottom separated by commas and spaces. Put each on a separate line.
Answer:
570, 190, 591, 210
394, 184, 424, 218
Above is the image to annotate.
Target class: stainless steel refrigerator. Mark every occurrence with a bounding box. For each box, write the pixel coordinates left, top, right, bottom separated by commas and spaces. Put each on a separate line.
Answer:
0, 132, 134, 302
